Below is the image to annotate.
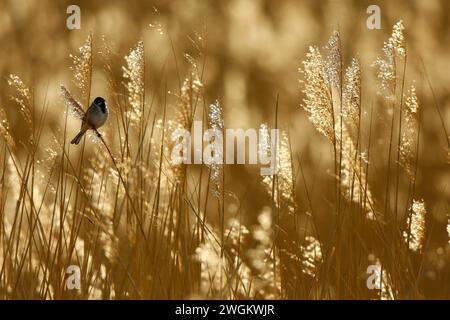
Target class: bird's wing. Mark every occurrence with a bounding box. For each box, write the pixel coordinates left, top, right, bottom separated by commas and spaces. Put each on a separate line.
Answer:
59, 85, 85, 120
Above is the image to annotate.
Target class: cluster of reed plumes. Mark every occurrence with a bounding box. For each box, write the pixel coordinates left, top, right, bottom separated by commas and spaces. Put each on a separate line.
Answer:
0, 20, 449, 300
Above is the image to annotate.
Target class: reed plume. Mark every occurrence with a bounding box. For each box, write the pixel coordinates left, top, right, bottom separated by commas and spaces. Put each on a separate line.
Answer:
207, 100, 224, 197
324, 30, 342, 95
300, 47, 334, 142
399, 85, 420, 179
7, 74, 32, 127
59, 85, 85, 120
123, 40, 145, 126
70, 34, 92, 104
373, 20, 406, 100
404, 199, 426, 252
260, 128, 295, 215
0, 107, 15, 149
342, 58, 361, 137
300, 33, 375, 218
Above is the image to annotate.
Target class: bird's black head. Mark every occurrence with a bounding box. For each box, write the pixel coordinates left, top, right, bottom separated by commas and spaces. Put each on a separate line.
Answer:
93, 97, 106, 113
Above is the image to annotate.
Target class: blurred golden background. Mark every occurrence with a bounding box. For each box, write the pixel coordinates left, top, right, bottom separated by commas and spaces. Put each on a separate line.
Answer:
0, 0, 449, 299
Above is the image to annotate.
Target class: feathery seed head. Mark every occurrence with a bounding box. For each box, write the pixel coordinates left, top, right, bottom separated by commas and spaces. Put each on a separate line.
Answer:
123, 40, 145, 125
404, 199, 426, 252
373, 20, 406, 99
399, 85, 420, 178
300, 46, 334, 142
0, 107, 15, 149
208, 100, 224, 131
324, 30, 342, 93
390, 21, 406, 58
7, 74, 32, 126
59, 85, 85, 120
207, 100, 224, 197
343, 57, 361, 133
70, 34, 92, 100
405, 85, 419, 115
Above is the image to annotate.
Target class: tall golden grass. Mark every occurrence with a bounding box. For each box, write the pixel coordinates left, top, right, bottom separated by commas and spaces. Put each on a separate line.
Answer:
0, 16, 449, 300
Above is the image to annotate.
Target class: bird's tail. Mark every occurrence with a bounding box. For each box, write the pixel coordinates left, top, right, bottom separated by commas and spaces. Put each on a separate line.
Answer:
70, 129, 87, 145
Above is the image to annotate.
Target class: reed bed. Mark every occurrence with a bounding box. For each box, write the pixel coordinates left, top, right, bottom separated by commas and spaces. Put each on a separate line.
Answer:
0, 18, 449, 300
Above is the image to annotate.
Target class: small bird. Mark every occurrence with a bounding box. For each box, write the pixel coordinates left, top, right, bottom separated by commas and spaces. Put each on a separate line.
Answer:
70, 96, 109, 145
